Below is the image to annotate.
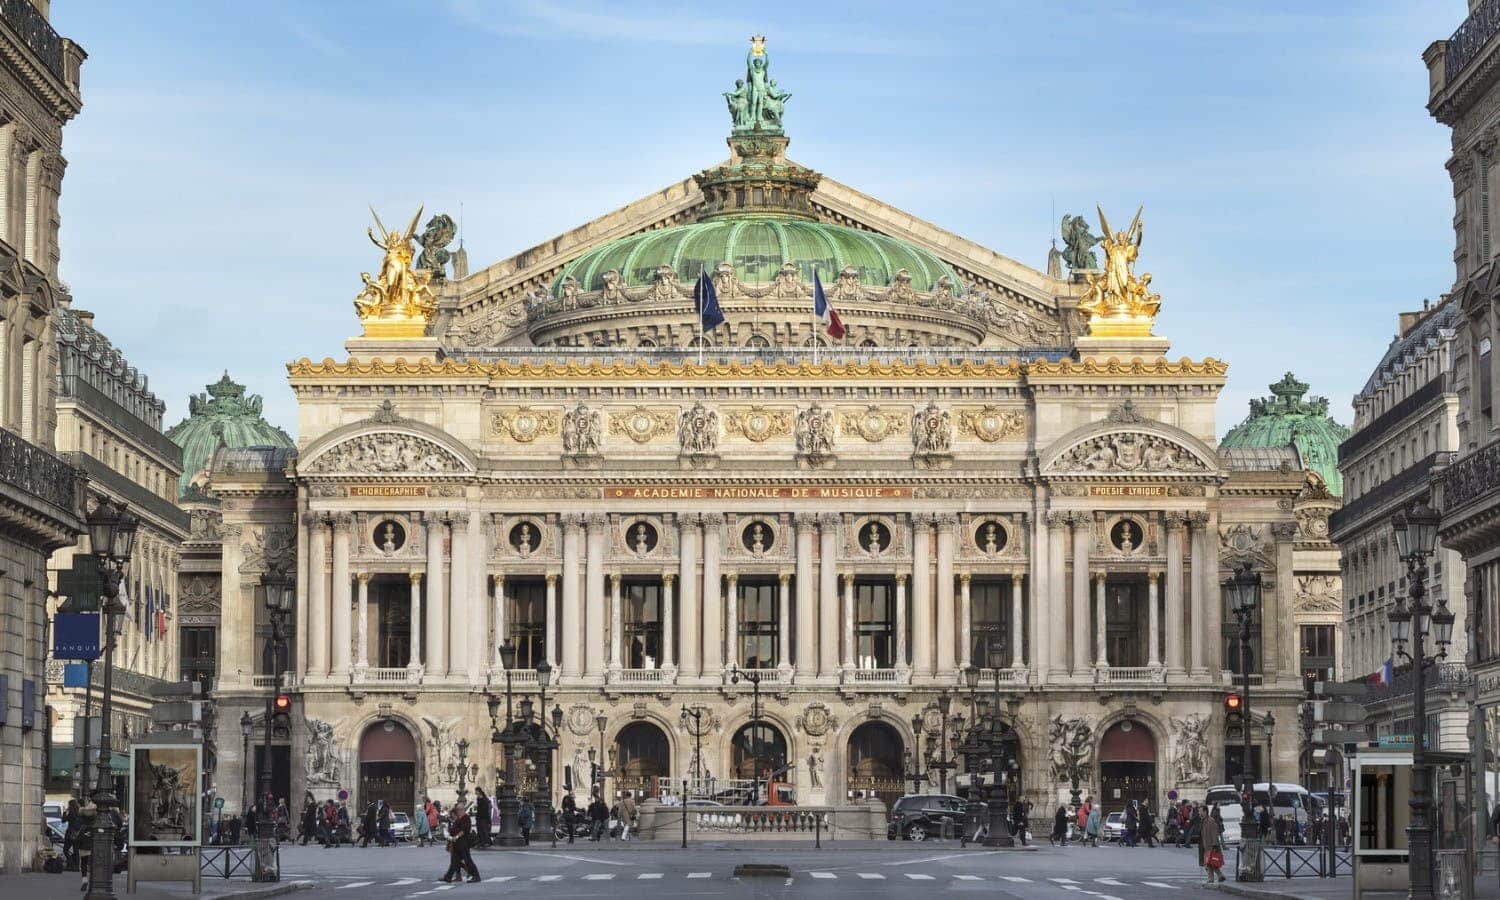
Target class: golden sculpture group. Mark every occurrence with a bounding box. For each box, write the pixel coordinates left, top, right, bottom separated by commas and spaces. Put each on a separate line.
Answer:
1078, 205, 1162, 338
353, 207, 437, 338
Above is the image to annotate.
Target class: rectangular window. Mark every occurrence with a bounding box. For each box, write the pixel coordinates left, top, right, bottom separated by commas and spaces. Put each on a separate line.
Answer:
623, 579, 662, 669
854, 579, 895, 669
1300, 624, 1336, 694
1107, 580, 1146, 667
736, 578, 778, 669
970, 579, 1011, 668
507, 579, 547, 669
180, 626, 216, 688
1481, 336, 1493, 430
19, 336, 33, 441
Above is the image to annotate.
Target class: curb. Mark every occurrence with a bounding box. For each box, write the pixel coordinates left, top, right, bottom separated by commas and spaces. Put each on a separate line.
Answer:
1216, 881, 1328, 900
210, 879, 314, 900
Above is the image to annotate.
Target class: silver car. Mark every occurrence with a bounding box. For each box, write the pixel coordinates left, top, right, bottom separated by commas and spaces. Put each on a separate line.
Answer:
390, 812, 412, 842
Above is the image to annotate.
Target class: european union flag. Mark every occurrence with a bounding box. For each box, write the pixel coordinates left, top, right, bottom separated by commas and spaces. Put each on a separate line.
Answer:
694, 270, 725, 334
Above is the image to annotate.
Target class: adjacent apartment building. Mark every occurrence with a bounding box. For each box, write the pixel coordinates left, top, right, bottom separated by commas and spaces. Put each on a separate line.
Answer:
0, 0, 86, 873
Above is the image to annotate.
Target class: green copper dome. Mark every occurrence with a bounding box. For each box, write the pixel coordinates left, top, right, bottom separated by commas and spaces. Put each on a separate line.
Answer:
1221, 373, 1350, 496
552, 217, 963, 298
166, 373, 295, 499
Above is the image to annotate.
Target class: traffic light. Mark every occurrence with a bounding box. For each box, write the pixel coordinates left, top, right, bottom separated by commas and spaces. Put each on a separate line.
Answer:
1224, 693, 1244, 721
272, 693, 292, 724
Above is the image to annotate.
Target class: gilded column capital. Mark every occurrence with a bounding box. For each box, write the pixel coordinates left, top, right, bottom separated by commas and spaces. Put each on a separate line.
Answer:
1093, 570, 1108, 585
609, 572, 621, 588
726, 571, 739, 587
958, 572, 971, 586
545, 571, 559, 585
662, 572, 676, 585
792, 512, 819, 530
1011, 568, 1028, 580
408, 571, 423, 585
778, 571, 792, 585
701, 512, 725, 528
1164, 512, 1188, 532
356, 571, 372, 584
492, 571, 506, 586
895, 573, 908, 586
1148, 570, 1162, 583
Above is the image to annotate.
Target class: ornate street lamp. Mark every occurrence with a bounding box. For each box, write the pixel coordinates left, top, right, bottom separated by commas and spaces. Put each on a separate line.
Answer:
455, 739, 470, 810
928, 692, 957, 796
1390, 501, 1442, 900
680, 705, 707, 790
594, 713, 609, 801
252, 568, 294, 881
239, 711, 253, 817
1263, 711, 1277, 791
957, 664, 989, 843
729, 666, 764, 804
1224, 564, 1263, 881
529, 660, 557, 840
490, 640, 526, 848
84, 500, 136, 900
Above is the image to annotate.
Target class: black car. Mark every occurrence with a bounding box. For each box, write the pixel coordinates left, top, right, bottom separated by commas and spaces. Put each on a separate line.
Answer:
887, 794, 966, 841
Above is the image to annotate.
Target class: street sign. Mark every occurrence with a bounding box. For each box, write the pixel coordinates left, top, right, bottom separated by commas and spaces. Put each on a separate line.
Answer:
1314, 728, 1372, 745
1313, 681, 1371, 697
53, 613, 100, 660
63, 663, 89, 687
150, 701, 202, 725
55, 556, 102, 612
1315, 701, 1368, 724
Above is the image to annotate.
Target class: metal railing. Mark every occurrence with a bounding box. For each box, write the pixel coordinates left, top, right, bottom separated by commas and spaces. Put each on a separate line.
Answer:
199, 845, 275, 879
1440, 440, 1500, 513
0, 426, 78, 513
1235, 842, 1352, 879
446, 345, 1071, 368
1330, 452, 1439, 538
0, 0, 65, 82
1448, 0, 1500, 81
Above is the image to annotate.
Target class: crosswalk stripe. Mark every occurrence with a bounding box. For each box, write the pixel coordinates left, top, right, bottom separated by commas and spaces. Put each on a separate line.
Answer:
687, 872, 711, 879
1060, 886, 1083, 892
1097, 878, 1128, 886
858, 873, 886, 880
338, 882, 373, 890
485, 876, 514, 883
583, 874, 614, 880
810, 872, 837, 879
1001, 876, 1033, 883
905, 873, 935, 880
533, 875, 562, 882
1142, 882, 1179, 889
954, 875, 983, 880
390, 878, 421, 886
638, 874, 663, 880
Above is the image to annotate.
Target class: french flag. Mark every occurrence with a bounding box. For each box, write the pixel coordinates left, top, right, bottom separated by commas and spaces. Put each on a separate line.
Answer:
1373, 657, 1393, 685
813, 271, 846, 340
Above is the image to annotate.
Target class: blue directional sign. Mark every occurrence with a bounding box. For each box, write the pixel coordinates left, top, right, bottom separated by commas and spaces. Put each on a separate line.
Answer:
53, 612, 101, 660
63, 664, 89, 687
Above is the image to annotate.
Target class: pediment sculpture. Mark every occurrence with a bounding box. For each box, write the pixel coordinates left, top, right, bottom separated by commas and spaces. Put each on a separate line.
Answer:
306, 432, 467, 474
1053, 431, 1207, 473
1048, 715, 1094, 783
1168, 714, 1212, 784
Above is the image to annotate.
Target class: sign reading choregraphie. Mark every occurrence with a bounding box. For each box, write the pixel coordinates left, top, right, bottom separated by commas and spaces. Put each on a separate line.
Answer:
129, 743, 202, 847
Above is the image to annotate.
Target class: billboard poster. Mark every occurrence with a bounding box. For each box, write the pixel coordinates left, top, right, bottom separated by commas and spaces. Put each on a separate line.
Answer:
129, 744, 202, 846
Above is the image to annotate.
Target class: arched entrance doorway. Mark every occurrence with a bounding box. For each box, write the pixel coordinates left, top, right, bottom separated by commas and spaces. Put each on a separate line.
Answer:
614, 722, 670, 800
846, 721, 904, 810
1098, 720, 1156, 817
359, 720, 418, 817
731, 722, 788, 802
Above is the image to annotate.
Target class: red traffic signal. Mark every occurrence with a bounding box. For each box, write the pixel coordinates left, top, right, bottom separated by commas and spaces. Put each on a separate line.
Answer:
273, 694, 292, 714
1224, 693, 1243, 716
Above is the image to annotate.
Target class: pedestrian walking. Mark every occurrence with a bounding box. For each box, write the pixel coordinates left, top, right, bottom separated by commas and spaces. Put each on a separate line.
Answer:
299, 793, 318, 845
358, 799, 378, 847
1140, 802, 1157, 847
474, 787, 492, 847
519, 799, 535, 845
562, 794, 578, 844
1050, 805, 1068, 846
619, 791, 638, 841
588, 793, 609, 842
1076, 798, 1090, 841
378, 800, 394, 847
1199, 805, 1226, 886
1124, 801, 1138, 848
1085, 805, 1101, 847
440, 804, 480, 883
1011, 798, 1029, 845
415, 798, 432, 847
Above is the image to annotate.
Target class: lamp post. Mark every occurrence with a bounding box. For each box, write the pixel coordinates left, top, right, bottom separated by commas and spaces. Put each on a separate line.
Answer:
729, 666, 764, 804
680, 705, 707, 794
927, 692, 957, 796
84, 500, 137, 900
1225, 564, 1263, 881
982, 679, 1017, 849
455, 738, 470, 811
1263, 711, 1276, 790
488, 640, 526, 848
958, 665, 989, 843
530, 660, 557, 841
595, 713, 609, 802
253, 570, 293, 881
904, 735, 924, 796
239, 712, 253, 820
1390, 501, 1448, 900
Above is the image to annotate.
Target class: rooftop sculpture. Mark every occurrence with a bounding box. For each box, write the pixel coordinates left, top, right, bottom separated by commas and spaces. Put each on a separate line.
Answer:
724, 35, 792, 134
353, 206, 438, 337
1077, 205, 1162, 338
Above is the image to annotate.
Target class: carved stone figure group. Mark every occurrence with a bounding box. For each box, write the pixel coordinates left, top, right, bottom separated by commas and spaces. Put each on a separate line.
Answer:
795, 404, 834, 456
308, 433, 462, 474
562, 402, 602, 455
1058, 432, 1205, 472
679, 402, 720, 454
912, 402, 952, 455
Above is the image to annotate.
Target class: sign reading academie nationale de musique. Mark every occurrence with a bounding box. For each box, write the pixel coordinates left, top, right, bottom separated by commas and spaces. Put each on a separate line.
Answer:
604, 484, 912, 500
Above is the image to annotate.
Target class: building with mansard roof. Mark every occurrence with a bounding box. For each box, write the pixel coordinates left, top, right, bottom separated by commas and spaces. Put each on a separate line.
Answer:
211, 40, 1315, 826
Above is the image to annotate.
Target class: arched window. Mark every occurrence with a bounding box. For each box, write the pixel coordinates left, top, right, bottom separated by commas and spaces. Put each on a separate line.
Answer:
731, 722, 787, 783
614, 722, 670, 799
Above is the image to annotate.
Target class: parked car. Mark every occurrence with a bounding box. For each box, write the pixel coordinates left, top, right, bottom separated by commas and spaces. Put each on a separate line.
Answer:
1102, 811, 1125, 842
887, 794, 965, 841
390, 812, 412, 842
1214, 803, 1243, 846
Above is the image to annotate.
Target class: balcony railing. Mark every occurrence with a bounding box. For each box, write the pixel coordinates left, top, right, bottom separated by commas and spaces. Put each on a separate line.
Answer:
724, 667, 784, 686
1330, 453, 1439, 538
0, 427, 78, 514
1221, 671, 1265, 688
1097, 666, 1165, 685
978, 667, 1029, 685
486, 668, 538, 687
1448, 0, 1500, 82
0, 0, 64, 82
613, 668, 670, 685
842, 668, 904, 685
447, 345, 1071, 368
249, 673, 297, 690
1440, 441, 1500, 513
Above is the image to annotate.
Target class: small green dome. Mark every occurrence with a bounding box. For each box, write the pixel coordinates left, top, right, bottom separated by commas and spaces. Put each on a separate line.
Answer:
1222, 373, 1350, 496
553, 216, 962, 297
166, 373, 295, 499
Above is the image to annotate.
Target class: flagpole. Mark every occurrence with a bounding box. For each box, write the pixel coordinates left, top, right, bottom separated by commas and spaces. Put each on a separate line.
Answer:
697, 268, 705, 368
811, 269, 819, 367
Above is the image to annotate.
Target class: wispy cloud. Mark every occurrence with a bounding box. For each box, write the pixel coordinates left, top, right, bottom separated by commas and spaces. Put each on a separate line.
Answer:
286, 21, 351, 59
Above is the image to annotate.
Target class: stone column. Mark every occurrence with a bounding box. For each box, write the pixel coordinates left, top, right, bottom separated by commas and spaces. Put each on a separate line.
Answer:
425, 513, 447, 678
958, 572, 972, 669
661, 573, 676, 671
1273, 521, 1299, 680
936, 515, 957, 673
678, 515, 701, 677
584, 514, 607, 680
793, 514, 816, 678
778, 571, 793, 673
841, 571, 855, 670
1148, 570, 1161, 667
609, 573, 623, 672
466, 513, 486, 681
295, 509, 310, 678
1044, 512, 1068, 682
545, 572, 558, 668
701, 514, 724, 674
305, 515, 328, 677
447, 512, 469, 679
895, 574, 908, 672
1071, 514, 1092, 676
1094, 571, 1108, 668
407, 572, 423, 670
1188, 512, 1207, 675
1011, 571, 1026, 669
561, 515, 582, 680
1164, 513, 1186, 675
725, 572, 740, 669
493, 574, 507, 667
354, 571, 370, 675
818, 514, 840, 678
911, 514, 933, 676
1203, 511, 1222, 674
331, 515, 353, 677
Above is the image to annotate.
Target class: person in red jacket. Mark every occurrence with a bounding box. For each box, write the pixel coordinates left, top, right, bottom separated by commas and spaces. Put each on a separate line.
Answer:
441, 804, 480, 883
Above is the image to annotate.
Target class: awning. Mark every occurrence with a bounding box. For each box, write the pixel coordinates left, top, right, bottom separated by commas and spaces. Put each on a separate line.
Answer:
51, 747, 129, 777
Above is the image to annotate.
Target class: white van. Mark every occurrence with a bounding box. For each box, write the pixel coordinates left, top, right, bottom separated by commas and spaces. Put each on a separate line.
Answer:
1204, 782, 1322, 817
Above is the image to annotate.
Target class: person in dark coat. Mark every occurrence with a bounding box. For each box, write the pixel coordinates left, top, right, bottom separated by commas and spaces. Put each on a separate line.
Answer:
1199, 805, 1225, 884
474, 787, 492, 847
300, 794, 318, 845
358, 800, 378, 847
1124, 801, 1138, 847
1139, 802, 1157, 847
1050, 805, 1069, 846
441, 805, 480, 883
377, 801, 393, 847
1011, 799, 1028, 845
588, 794, 609, 842
561, 794, 579, 844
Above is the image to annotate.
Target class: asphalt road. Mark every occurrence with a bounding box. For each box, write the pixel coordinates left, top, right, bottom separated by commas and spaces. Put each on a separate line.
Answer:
273, 839, 1215, 898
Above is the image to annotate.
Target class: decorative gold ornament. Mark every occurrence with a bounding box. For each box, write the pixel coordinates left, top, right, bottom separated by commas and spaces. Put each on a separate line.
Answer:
958, 406, 1026, 443
839, 406, 911, 443
1078, 205, 1161, 339
608, 406, 677, 444
354, 207, 438, 338
722, 405, 792, 442
490, 406, 559, 443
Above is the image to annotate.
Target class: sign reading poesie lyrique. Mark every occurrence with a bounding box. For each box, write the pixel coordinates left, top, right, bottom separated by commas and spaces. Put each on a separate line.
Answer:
604, 485, 912, 500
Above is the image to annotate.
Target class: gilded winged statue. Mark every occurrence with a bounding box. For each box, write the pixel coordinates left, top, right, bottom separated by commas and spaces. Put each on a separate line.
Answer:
354, 206, 438, 324
1077, 205, 1161, 332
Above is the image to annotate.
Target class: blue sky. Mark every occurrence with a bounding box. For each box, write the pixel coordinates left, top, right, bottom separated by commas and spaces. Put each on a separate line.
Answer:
50, 0, 1461, 437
